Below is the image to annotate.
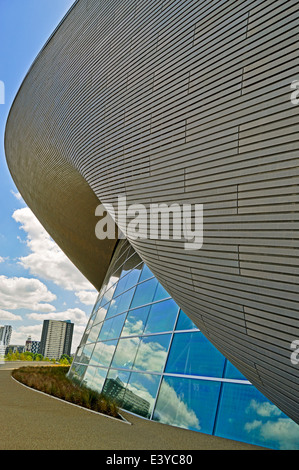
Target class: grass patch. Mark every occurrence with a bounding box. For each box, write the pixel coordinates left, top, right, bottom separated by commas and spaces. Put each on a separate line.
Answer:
12, 366, 120, 419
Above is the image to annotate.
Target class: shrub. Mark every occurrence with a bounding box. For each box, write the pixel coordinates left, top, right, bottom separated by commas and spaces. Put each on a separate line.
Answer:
12, 366, 120, 419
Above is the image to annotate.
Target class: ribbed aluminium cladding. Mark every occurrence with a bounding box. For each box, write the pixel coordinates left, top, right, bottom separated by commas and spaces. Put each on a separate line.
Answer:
5, 0, 299, 423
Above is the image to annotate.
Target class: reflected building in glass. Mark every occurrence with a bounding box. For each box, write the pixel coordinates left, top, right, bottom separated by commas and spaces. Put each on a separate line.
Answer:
68, 239, 299, 450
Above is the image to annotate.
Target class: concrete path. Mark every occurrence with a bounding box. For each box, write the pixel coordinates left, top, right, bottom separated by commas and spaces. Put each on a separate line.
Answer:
0, 362, 266, 450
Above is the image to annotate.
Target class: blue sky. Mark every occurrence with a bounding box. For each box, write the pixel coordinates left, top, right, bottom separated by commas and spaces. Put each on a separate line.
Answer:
0, 0, 97, 352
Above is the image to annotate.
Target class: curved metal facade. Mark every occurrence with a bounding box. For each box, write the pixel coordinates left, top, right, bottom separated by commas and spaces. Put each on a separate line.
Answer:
5, 0, 299, 424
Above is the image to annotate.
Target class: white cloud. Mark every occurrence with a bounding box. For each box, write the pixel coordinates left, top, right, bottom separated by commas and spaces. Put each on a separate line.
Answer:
10, 190, 23, 201
12, 207, 95, 292
244, 420, 263, 432
10, 324, 43, 344
112, 337, 170, 374
75, 290, 97, 306
7, 208, 96, 353
0, 309, 22, 321
35, 304, 57, 313
245, 400, 299, 449
259, 418, 299, 450
122, 318, 146, 336
0, 257, 4, 263
27, 308, 88, 325
247, 399, 282, 418
0, 275, 56, 311
153, 380, 201, 431
134, 339, 168, 372
245, 417, 299, 450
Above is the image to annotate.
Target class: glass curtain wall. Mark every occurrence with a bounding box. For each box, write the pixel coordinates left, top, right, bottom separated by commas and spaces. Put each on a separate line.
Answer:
68, 240, 299, 450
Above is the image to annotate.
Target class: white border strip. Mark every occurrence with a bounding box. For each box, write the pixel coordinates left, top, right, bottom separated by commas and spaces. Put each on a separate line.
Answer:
11, 376, 132, 425
163, 373, 252, 384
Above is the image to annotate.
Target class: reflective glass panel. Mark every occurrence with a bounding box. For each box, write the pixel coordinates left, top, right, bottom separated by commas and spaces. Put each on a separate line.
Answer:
121, 306, 150, 337
123, 245, 135, 263
153, 283, 171, 302
214, 383, 299, 450
74, 347, 83, 363
92, 368, 108, 393
90, 340, 117, 367
68, 363, 87, 385
153, 376, 221, 434
106, 287, 135, 318
93, 306, 108, 326
133, 334, 171, 373
100, 283, 117, 307
98, 313, 126, 341
85, 316, 94, 331
120, 253, 142, 278
144, 299, 178, 334
102, 369, 131, 407
139, 264, 154, 282
124, 372, 161, 419
92, 295, 102, 316
80, 330, 90, 347
92, 294, 102, 316
80, 325, 90, 345
81, 343, 95, 365
224, 361, 248, 380
82, 365, 97, 390
109, 264, 124, 285
88, 322, 103, 343
130, 278, 158, 309
113, 266, 142, 298
112, 249, 130, 275
165, 332, 226, 378
111, 337, 140, 370
175, 310, 198, 331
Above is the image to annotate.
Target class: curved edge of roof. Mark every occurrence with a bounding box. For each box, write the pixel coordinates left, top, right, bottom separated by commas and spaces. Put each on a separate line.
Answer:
5, 118, 117, 292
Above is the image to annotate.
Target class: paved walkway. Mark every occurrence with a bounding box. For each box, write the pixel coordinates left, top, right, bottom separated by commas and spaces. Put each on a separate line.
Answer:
0, 363, 266, 450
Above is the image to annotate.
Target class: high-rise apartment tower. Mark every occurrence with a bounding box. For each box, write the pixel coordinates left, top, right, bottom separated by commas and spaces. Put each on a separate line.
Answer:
39, 320, 73, 360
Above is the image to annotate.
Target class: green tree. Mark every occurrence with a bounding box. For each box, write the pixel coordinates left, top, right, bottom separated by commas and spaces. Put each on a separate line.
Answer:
33, 353, 43, 361
25, 353, 33, 361
59, 357, 69, 365
5, 348, 13, 361
13, 350, 20, 361
60, 354, 73, 364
